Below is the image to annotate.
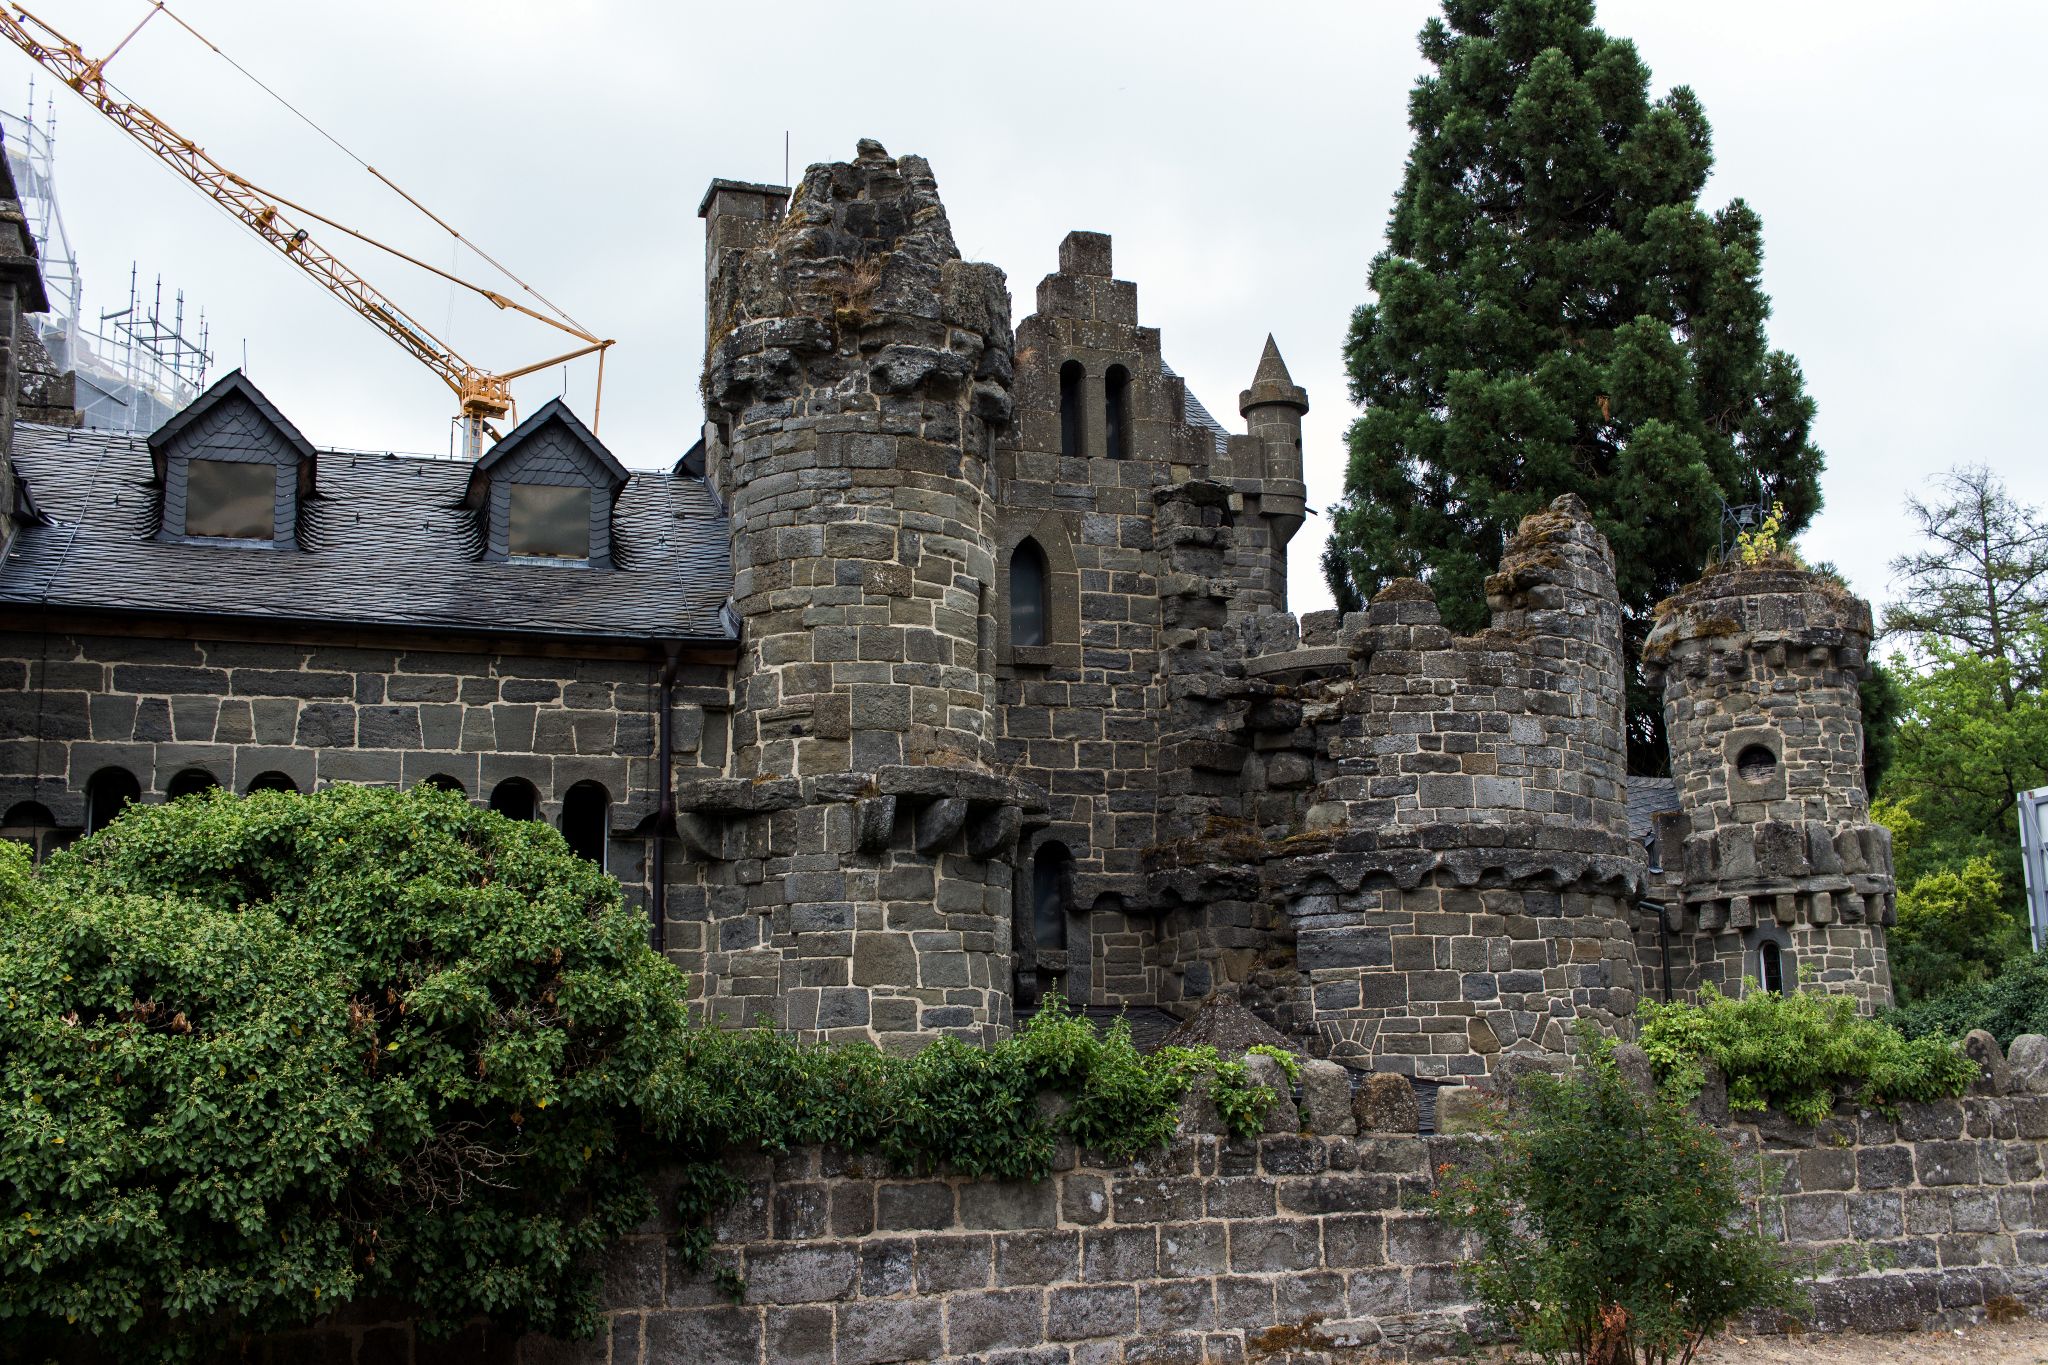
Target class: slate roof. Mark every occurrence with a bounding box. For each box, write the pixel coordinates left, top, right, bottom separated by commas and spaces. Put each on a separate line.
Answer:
1162, 362, 1231, 455
1626, 776, 1682, 842
0, 423, 737, 644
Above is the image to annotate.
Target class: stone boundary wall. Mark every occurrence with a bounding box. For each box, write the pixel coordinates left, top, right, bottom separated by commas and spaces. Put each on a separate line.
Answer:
245, 1095, 2048, 1364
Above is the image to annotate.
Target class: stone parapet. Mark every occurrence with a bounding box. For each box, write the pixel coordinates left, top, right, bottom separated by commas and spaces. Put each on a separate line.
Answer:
202, 1095, 2048, 1362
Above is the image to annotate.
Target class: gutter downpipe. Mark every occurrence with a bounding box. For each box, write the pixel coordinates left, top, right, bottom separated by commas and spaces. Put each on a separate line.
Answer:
651, 642, 683, 952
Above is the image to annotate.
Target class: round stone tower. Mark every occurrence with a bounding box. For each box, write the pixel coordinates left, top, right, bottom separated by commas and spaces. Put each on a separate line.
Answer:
684, 141, 1032, 1050
704, 139, 1014, 781
1643, 566, 1895, 1008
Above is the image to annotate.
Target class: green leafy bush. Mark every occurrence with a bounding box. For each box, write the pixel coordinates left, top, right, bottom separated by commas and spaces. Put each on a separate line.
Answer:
1886, 951, 2048, 1045
1, 785, 690, 1358
2, 786, 1284, 1352
1637, 986, 1974, 1125
1431, 1035, 1803, 1365
641, 995, 1276, 1266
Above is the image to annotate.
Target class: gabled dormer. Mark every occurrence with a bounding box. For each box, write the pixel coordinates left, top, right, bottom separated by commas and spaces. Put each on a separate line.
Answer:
148, 371, 316, 549
465, 398, 628, 569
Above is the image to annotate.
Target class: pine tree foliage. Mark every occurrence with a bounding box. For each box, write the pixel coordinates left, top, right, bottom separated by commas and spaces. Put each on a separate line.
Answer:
1324, 0, 1825, 769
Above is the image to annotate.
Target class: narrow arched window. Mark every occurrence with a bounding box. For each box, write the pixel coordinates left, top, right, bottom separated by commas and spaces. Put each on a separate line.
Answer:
561, 780, 610, 865
1104, 365, 1130, 461
2, 801, 60, 864
1759, 940, 1788, 996
245, 771, 299, 794
1058, 361, 1085, 458
1032, 843, 1070, 953
165, 769, 220, 801
85, 768, 141, 834
488, 777, 540, 822
1010, 538, 1049, 648
420, 774, 467, 796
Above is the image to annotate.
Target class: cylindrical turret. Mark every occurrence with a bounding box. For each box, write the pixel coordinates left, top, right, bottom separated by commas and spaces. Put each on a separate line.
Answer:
1644, 566, 1895, 1008
681, 141, 1027, 1050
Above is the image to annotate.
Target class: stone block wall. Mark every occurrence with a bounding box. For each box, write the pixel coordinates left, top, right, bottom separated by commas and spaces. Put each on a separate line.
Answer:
1142, 496, 1646, 1074
232, 1095, 2048, 1363
0, 628, 722, 908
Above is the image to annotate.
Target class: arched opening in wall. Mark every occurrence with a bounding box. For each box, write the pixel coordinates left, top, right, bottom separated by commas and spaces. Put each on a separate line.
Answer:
84, 768, 141, 835
1033, 843, 1071, 955
561, 781, 611, 866
1058, 361, 1085, 458
1103, 365, 1130, 461
420, 774, 467, 795
488, 777, 541, 822
245, 771, 299, 795
1759, 939, 1791, 996
1010, 538, 1049, 648
2, 801, 61, 864
165, 769, 221, 801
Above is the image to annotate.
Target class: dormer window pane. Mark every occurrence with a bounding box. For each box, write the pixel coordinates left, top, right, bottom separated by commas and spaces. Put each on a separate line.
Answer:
186, 459, 274, 540
509, 484, 589, 560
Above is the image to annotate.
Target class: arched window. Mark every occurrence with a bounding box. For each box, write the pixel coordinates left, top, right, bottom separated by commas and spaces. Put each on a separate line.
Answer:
2, 801, 60, 864
1058, 361, 1085, 458
488, 777, 540, 822
84, 768, 141, 835
560, 781, 610, 865
1010, 539, 1049, 648
420, 774, 467, 795
165, 769, 221, 801
1103, 365, 1130, 461
1759, 940, 1790, 996
245, 771, 299, 794
1032, 843, 1070, 953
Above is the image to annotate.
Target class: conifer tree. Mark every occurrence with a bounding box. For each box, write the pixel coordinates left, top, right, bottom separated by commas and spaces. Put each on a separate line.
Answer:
1323, 0, 1825, 771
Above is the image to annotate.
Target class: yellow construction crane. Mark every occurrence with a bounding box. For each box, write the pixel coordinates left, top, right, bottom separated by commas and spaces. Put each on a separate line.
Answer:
0, 2, 613, 457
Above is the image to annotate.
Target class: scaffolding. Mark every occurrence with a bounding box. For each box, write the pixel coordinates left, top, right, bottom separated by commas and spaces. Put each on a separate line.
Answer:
2, 82, 212, 433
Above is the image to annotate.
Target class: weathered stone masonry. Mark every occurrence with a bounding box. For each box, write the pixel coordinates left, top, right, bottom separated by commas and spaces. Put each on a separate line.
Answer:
247, 1093, 2048, 1363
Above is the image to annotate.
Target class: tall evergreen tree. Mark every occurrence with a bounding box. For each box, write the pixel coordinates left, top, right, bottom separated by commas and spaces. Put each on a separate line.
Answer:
1323, 0, 1825, 772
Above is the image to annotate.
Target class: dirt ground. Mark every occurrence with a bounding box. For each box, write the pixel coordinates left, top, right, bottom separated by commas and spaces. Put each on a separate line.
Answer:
1696, 1316, 2048, 1365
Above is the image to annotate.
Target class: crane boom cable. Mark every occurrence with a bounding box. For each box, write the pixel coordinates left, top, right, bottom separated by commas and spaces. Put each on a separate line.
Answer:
0, 1, 616, 435
147, 0, 593, 336
0, 7, 478, 400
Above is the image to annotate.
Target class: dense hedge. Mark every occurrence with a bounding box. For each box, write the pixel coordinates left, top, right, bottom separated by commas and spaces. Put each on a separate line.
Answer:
0, 786, 1278, 1356
1886, 952, 2048, 1045
1637, 985, 1975, 1125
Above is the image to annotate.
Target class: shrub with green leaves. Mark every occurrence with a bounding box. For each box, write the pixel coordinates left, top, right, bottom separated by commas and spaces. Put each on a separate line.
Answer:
0, 785, 691, 1358
1432, 1035, 1804, 1365
1637, 986, 1974, 1125
1886, 951, 2048, 1045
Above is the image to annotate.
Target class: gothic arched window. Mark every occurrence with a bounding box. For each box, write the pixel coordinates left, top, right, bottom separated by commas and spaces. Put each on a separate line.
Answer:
1058, 361, 1085, 458
1010, 539, 1049, 648
1104, 365, 1131, 461
165, 769, 221, 801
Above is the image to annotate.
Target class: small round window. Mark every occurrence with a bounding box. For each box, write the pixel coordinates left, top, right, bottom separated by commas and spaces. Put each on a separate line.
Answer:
1735, 743, 1779, 783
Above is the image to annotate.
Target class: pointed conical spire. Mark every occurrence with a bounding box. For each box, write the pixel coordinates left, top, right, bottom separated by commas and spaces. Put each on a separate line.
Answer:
1252, 334, 1295, 388
1239, 333, 1308, 418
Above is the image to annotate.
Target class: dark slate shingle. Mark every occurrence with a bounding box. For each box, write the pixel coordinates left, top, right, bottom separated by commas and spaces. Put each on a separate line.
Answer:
0, 424, 735, 643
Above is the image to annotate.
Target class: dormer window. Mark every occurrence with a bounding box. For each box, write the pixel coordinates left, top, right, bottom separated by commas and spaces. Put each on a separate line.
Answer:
185, 458, 277, 541
466, 399, 627, 570
148, 371, 316, 550
509, 483, 591, 561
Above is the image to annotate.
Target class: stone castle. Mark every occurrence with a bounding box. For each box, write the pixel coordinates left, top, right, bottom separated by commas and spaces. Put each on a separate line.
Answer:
0, 140, 1897, 1081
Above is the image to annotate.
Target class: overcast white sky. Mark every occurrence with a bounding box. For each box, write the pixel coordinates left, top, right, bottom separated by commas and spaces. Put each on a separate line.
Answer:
15, 1, 2046, 617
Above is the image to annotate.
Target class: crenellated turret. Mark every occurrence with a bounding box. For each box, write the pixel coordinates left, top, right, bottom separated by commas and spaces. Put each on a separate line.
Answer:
1643, 566, 1895, 1009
